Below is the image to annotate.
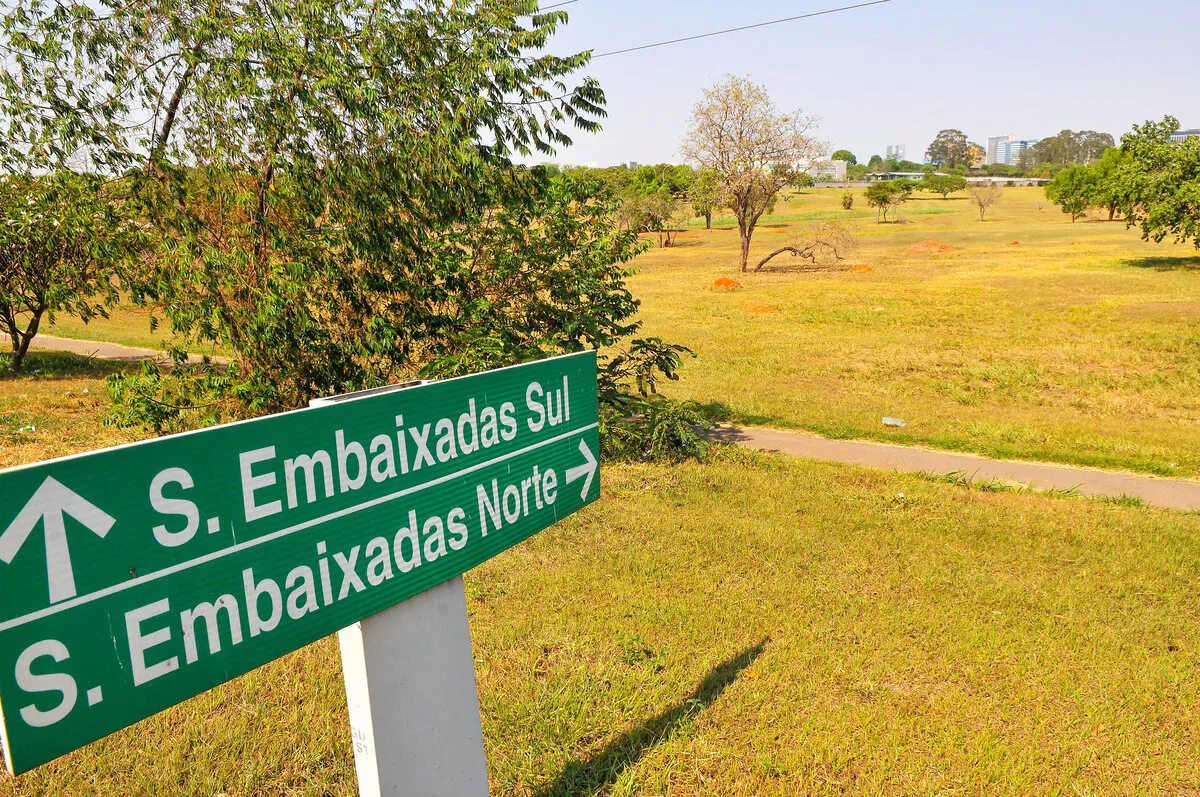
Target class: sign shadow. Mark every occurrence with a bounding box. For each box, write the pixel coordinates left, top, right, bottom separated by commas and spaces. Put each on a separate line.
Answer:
534, 638, 769, 797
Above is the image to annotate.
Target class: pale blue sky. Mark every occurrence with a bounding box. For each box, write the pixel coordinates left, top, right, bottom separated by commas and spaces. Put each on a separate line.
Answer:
531, 0, 1200, 166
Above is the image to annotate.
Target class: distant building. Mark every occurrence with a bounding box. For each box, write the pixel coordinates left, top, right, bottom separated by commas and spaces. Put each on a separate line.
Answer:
865, 171, 933, 182
803, 158, 848, 181
987, 135, 1038, 166
986, 135, 1013, 166
1171, 129, 1200, 142
886, 144, 906, 161
626, 161, 639, 170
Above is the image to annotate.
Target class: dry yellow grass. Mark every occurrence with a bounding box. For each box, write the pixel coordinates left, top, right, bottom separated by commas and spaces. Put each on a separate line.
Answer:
633, 186, 1200, 477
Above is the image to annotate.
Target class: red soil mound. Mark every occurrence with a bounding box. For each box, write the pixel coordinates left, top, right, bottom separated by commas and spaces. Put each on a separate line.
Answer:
906, 240, 954, 255
849, 265, 873, 273
713, 277, 743, 290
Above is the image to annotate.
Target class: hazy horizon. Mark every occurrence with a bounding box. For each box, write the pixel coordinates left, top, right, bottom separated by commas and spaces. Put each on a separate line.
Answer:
524, 0, 1199, 168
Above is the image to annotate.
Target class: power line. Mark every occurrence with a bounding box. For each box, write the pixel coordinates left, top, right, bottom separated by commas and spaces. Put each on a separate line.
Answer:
591, 0, 892, 59
538, 0, 578, 10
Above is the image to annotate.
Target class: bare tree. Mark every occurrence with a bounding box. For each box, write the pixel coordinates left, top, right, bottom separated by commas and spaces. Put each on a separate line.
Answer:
968, 184, 1003, 221
754, 222, 856, 272
681, 75, 822, 272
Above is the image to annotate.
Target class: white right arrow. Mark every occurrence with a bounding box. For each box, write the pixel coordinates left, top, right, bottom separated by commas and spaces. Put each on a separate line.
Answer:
565, 440, 598, 500
0, 476, 116, 604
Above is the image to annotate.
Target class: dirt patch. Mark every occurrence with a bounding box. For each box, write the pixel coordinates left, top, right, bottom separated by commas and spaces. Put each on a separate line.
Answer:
1009, 241, 1020, 246
849, 265, 873, 273
675, 233, 699, 240
906, 240, 954, 255
746, 303, 779, 314
1121, 301, 1200, 321
712, 277, 743, 291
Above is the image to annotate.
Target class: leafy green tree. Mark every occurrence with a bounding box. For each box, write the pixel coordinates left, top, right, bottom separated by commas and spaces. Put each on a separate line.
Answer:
3, 0, 700, 457
688, 169, 724, 229
1078, 131, 1116, 163
791, 171, 817, 189
926, 129, 969, 167
1032, 130, 1115, 166
1045, 165, 1097, 221
1118, 115, 1200, 248
831, 149, 857, 165
865, 180, 913, 222
867, 154, 885, 172
918, 174, 968, 199
0, 173, 143, 369
621, 185, 682, 247
1090, 147, 1131, 221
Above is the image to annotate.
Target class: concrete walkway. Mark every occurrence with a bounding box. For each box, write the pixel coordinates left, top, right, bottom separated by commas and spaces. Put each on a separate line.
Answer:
3, 333, 227, 364
15, 332, 1200, 511
709, 426, 1200, 512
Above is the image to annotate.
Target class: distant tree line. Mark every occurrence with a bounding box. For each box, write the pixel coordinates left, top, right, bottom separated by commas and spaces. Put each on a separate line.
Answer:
828, 128, 1120, 182
1044, 115, 1200, 249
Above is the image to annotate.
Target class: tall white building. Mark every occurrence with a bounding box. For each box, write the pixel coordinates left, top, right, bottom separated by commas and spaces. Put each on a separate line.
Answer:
886, 143, 906, 161
986, 135, 1013, 166
987, 135, 1039, 166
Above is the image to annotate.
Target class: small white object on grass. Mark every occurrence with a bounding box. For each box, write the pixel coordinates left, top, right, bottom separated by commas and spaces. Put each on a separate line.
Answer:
882, 417, 907, 428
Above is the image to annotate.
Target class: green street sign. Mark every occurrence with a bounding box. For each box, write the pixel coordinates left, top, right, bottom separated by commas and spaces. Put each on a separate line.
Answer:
0, 352, 599, 775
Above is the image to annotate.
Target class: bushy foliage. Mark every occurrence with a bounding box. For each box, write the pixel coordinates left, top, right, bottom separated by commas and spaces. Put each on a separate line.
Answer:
1045, 165, 1097, 221
925, 129, 969, 167
841, 191, 854, 210
864, 180, 914, 222
1118, 116, 1200, 248
918, 174, 968, 199
599, 397, 710, 462
1031, 130, 1114, 167
689, 168, 725, 229
0, 0, 705, 458
0, 172, 144, 369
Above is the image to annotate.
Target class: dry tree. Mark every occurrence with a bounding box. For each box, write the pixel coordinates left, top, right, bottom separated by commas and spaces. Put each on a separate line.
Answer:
753, 221, 857, 272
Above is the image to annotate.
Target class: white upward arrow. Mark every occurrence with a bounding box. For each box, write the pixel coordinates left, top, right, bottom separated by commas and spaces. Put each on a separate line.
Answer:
565, 440, 598, 501
0, 476, 116, 604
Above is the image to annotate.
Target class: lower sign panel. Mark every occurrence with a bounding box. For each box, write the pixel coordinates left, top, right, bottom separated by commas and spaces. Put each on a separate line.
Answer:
0, 352, 599, 773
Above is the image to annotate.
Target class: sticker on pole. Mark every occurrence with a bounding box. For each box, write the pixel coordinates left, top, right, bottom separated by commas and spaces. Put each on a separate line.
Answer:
0, 351, 600, 775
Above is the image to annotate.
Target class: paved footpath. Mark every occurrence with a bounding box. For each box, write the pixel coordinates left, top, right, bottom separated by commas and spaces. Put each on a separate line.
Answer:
13, 333, 1200, 511
709, 426, 1200, 512
2, 333, 226, 364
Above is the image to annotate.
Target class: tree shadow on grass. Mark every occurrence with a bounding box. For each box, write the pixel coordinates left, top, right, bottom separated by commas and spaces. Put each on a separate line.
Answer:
534, 639, 768, 797
1122, 255, 1200, 272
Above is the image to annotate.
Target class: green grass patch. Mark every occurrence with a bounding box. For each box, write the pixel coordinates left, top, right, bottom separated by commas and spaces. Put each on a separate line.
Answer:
6, 450, 1200, 794
633, 186, 1200, 478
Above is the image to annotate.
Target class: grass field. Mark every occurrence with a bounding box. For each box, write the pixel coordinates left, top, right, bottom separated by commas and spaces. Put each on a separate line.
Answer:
38, 186, 1200, 480
5, 186, 1200, 795
4, 402, 1200, 794
634, 186, 1200, 477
